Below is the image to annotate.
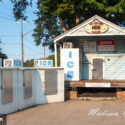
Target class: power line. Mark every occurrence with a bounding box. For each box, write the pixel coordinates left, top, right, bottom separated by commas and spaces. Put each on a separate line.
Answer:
24, 24, 32, 31
0, 11, 13, 18
0, 15, 14, 22
23, 25, 31, 33
0, 34, 20, 37
27, 21, 34, 28
0, 30, 32, 37
24, 37, 43, 51
23, 29, 33, 37
24, 37, 33, 43
24, 44, 43, 54
1, 42, 20, 45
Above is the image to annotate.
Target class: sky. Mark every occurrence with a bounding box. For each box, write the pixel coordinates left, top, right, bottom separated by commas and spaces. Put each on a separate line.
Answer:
0, 1, 51, 62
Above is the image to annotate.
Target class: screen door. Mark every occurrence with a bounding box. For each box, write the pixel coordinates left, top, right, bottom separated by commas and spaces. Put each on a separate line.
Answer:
92, 59, 103, 79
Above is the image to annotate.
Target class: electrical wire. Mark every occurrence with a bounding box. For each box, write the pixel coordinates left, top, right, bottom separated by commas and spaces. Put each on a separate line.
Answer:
24, 37, 44, 52
24, 44, 43, 54
1, 42, 20, 45
23, 25, 31, 32
27, 21, 34, 28
0, 11, 13, 18
23, 29, 33, 37
24, 37, 33, 43
0, 15, 14, 22
0, 34, 20, 37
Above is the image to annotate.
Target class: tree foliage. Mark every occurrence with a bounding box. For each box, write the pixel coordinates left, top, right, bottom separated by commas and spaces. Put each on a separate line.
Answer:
24, 59, 34, 67
10, 0, 32, 20
5, 0, 125, 50
0, 48, 7, 60
47, 52, 60, 66
0, 41, 7, 60
24, 53, 60, 67
0, 51, 7, 60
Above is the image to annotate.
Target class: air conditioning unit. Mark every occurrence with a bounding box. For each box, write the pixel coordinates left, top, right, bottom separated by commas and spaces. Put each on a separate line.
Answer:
63, 42, 73, 48
34, 60, 39, 67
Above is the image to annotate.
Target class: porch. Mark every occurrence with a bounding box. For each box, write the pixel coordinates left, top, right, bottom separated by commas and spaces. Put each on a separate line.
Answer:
65, 80, 125, 88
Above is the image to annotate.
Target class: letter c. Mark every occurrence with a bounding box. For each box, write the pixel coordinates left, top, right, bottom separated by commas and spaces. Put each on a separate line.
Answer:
67, 61, 74, 68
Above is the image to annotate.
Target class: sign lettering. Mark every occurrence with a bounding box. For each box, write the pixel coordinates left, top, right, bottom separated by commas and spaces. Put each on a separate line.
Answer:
69, 51, 72, 58
85, 82, 111, 87
98, 40, 114, 51
34, 60, 53, 67
85, 19, 109, 34
67, 61, 74, 68
67, 71, 74, 78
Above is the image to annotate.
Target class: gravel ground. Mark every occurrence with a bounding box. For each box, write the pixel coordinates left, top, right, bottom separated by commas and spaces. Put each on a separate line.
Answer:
7, 100, 125, 125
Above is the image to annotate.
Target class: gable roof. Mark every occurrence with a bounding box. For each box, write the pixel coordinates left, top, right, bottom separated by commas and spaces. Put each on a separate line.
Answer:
54, 15, 125, 43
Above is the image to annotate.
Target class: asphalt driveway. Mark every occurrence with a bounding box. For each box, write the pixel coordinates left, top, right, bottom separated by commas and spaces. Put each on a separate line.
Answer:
7, 100, 125, 125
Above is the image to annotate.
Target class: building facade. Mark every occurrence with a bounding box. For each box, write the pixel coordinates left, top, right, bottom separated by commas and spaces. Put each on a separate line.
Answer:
54, 15, 125, 83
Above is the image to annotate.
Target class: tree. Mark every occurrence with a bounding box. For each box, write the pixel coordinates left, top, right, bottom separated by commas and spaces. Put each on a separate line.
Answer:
0, 40, 7, 60
24, 59, 34, 67
0, 48, 7, 66
5, 0, 125, 50
23, 52, 60, 67
10, 0, 32, 20
0, 51, 7, 60
47, 52, 60, 66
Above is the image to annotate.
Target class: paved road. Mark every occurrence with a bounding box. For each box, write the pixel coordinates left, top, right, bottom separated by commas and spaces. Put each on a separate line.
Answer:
7, 100, 125, 125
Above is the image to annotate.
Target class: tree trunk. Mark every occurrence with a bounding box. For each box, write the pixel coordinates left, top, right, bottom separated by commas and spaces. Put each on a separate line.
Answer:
75, 14, 80, 25
59, 16, 68, 32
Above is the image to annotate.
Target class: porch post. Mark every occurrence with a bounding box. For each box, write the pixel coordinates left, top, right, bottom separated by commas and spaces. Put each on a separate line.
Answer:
54, 41, 57, 67
60, 44, 62, 67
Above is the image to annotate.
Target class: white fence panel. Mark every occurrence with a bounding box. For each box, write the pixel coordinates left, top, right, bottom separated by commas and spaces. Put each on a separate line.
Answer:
18, 69, 36, 110
0, 69, 19, 114
0, 67, 64, 114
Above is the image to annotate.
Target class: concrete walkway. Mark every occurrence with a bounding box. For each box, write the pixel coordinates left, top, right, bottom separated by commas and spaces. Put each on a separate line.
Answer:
7, 100, 125, 125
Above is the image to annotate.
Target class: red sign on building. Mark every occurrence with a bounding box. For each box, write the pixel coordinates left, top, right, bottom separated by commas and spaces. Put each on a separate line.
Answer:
98, 40, 114, 51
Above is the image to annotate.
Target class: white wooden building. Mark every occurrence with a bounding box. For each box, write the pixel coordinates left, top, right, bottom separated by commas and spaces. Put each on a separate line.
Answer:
54, 15, 125, 89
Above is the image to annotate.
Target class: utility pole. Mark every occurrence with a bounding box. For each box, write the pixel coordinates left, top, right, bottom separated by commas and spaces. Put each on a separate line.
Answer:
44, 46, 46, 59
21, 22, 24, 67
17, 21, 27, 67
43, 42, 46, 60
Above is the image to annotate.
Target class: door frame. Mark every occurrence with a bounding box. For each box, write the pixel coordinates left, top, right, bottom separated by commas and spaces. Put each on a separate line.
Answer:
90, 57, 105, 79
